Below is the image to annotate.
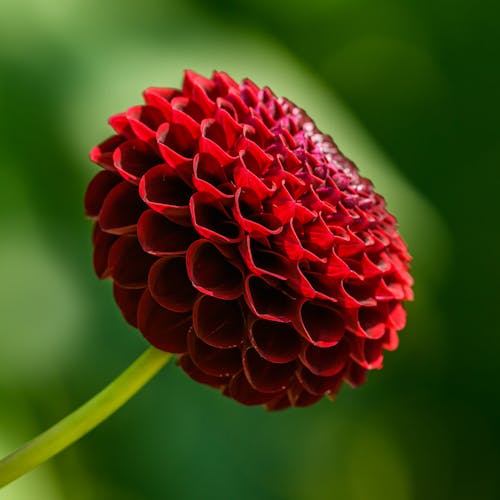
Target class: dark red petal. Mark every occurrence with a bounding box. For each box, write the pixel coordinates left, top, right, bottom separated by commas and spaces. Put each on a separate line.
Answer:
186, 240, 244, 299
113, 284, 144, 327
295, 300, 346, 347
192, 153, 234, 202
148, 257, 198, 312
108, 236, 156, 289
343, 361, 367, 387
137, 209, 198, 256
192, 295, 244, 348
137, 291, 190, 353
113, 139, 160, 184
187, 330, 241, 377
348, 306, 388, 339
288, 379, 323, 407
239, 236, 289, 280
265, 392, 292, 411
126, 105, 166, 143
242, 348, 296, 393
244, 275, 296, 322
190, 191, 243, 244
233, 188, 282, 237
99, 182, 146, 235
92, 224, 118, 279
248, 318, 302, 363
90, 135, 125, 171
300, 339, 349, 376
139, 164, 192, 225
349, 336, 384, 369
296, 366, 344, 396
227, 371, 280, 406
381, 328, 399, 351
178, 354, 229, 389
84, 170, 122, 218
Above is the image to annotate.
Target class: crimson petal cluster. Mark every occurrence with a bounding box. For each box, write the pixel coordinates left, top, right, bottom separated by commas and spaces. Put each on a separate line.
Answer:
85, 70, 413, 410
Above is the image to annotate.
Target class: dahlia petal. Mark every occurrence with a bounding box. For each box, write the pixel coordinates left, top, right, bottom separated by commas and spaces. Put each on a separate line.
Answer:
187, 330, 241, 377
84, 170, 122, 218
387, 301, 407, 330
233, 152, 275, 199
239, 236, 289, 280
349, 306, 389, 340
186, 240, 244, 299
340, 280, 378, 308
179, 354, 229, 389
233, 188, 282, 237
157, 119, 198, 165
138, 291, 190, 353
139, 163, 192, 226
192, 153, 235, 202
108, 235, 157, 289
99, 181, 146, 235
142, 87, 176, 118
287, 379, 323, 407
192, 295, 244, 348
296, 366, 343, 396
112, 284, 144, 327
113, 139, 161, 185
190, 191, 243, 244
381, 328, 399, 351
295, 300, 346, 347
89, 135, 125, 171
266, 185, 296, 225
300, 340, 348, 377
198, 133, 236, 167
248, 318, 302, 363
148, 256, 198, 312
243, 348, 296, 393
190, 83, 217, 117
126, 105, 165, 143
244, 275, 296, 322
171, 96, 206, 123
137, 210, 197, 256
361, 251, 392, 278
183, 70, 217, 96
213, 108, 244, 150
349, 336, 384, 370
265, 393, 292, 411
343, 361, 367, 387
92, 225, 117, 279
227, 371, 280, 406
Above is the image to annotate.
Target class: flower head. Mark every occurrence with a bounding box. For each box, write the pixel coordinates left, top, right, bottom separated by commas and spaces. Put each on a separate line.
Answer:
85, 70, 413, 410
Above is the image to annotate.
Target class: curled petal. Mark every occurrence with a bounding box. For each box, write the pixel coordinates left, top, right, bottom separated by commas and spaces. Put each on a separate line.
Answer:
179, 354, 229, 389
240, 236, 289, 280
296, 366, 344, 397
300, 340, 348, 377
92, 224, 117, 279
90, 135, 125, 171
84, 170, 122, 219
295, 300, 346, 347
242, 348, 296, 393
113, 284, 144, 327
186, 240, 244, 299
190, 191, 243, 244
137, 209, 198, 256
108, 235, 156, 289
349, 336, 384, 370
233, 188, 282, 237
138, 291, 190, 353
244, 275, 296, 322
192, 295, 244, 348
192, 153, 234, 202
248, 317, 302, 363
113, 139, 160, 184
148, 256, 198, 312
100, 182, 146, 235
227, 371, 280, 406
347, 305, 388, 339
187, 330, 241, 377
139, 164, 192, 225
343, 361, 367, 387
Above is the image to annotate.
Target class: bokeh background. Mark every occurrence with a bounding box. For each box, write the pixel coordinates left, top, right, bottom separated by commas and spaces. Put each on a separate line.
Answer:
0, 0, 498, 499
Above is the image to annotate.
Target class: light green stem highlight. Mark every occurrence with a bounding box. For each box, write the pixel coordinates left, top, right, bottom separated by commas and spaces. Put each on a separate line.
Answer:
0, 346, 172, 488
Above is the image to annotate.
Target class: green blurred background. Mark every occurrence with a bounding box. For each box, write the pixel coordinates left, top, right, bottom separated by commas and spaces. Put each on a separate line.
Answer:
0, 0, 498, 499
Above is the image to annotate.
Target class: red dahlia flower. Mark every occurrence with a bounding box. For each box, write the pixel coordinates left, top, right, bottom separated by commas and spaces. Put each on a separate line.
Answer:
85, 70, 413, 410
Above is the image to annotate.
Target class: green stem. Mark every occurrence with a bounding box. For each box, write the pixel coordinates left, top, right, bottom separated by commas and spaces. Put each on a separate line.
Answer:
0, 346, 172, 488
